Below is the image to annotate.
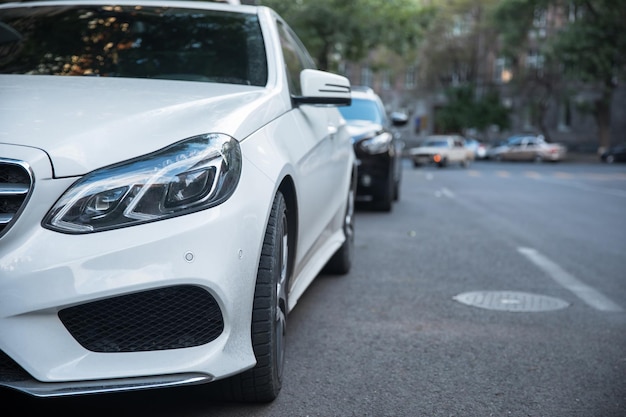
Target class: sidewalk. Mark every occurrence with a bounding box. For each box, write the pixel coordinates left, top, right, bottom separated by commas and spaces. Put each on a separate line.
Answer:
565, 152, 601, 163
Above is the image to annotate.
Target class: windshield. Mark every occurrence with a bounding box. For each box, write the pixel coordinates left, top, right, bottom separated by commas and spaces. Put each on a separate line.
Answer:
424, 140, 449, 147
339, 98, 383, 124
0, 5, 268, 85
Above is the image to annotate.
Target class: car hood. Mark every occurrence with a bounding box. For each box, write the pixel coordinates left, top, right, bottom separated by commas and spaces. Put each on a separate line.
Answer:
0, 75, 283, 177
344, 120, 383, 141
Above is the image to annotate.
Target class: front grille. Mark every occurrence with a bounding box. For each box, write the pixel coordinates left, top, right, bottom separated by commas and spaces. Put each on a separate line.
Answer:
59, 285, 224, 353
0, 350, 32, 383
0, 159, 33, 238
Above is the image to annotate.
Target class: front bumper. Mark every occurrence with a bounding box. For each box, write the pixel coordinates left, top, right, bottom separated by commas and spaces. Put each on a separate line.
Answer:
0, 144, 272, 397
411, 153, 438, 165
354, 152, 392, 201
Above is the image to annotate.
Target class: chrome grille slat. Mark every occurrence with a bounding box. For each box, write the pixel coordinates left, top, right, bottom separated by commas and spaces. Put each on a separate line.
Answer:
0, 183, 30, 195
0, 159, 33, 237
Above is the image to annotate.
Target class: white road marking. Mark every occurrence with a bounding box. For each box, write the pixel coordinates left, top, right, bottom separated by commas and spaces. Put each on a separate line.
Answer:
441, 188, 455, 198
435, 187, 455, 198
517, 247, 623, 312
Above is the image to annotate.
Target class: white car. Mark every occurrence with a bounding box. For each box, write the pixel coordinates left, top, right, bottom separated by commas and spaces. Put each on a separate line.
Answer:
409, 135, 474, 168
0, 0, 355, 403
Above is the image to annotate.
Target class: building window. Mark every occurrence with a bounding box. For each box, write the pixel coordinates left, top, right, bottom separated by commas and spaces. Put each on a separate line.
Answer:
494, 57, 512, 84
526, 49, 544, 76
558, 98, 572, 132
405, 66, 416, 89
361, 66, 372, 87
382, 70, 391, 90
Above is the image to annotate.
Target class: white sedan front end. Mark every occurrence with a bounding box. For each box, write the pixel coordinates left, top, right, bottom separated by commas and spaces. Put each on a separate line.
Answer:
0, 0, 355, 402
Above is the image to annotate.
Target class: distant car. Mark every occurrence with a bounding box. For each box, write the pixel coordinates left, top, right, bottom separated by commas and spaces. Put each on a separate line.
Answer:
486, 139, 509, 160
0, 0, 356, 403
493, 134, 567, 162
600, 144, 626, 163
409, 135, 474, 168
464, 138, 487, 159
339, 87, 408, 211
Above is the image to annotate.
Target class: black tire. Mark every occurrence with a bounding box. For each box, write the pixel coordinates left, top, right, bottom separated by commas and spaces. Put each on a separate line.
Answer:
393, 179, 400, 201
323, 178, 356, 274
393, 160, 402, 201
220, 191, 289, 402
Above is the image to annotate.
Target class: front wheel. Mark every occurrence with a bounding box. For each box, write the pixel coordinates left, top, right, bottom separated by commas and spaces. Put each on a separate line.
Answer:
221, 191, 289, 402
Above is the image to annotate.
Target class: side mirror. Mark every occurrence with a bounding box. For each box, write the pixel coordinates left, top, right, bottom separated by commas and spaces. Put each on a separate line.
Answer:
294, 69, 351, 106
390, 112, 409, 126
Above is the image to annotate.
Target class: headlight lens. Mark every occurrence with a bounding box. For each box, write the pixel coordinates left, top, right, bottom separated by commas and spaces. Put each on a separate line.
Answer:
44, 133, 242, 233
359, 132, 392, 154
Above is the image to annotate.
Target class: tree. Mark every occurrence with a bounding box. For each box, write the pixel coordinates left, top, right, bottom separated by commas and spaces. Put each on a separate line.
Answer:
435, 85, 510, 135
260, 0, 432, 71
416, 0, 500, 91
493, 0, 626, 152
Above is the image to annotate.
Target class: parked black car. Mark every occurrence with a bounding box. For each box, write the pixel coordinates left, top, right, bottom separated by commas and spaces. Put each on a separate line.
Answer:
339, 87, 408, 211
600, 143, 626, 163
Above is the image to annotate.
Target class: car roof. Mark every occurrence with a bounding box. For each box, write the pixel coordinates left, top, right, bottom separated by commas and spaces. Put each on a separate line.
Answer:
426, 135, 464, 140
0, 0, 255, 13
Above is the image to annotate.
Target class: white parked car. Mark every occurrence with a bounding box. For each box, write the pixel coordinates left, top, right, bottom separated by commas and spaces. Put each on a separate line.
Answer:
409, 135, 474, 168
0, 0, 356, 403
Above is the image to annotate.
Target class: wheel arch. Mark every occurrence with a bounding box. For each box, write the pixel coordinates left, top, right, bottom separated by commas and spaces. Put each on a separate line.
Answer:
277, 176, 298, 283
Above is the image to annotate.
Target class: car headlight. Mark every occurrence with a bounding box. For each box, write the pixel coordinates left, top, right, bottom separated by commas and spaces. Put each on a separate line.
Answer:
43, 133, 242, 234
359, 132, 392, 154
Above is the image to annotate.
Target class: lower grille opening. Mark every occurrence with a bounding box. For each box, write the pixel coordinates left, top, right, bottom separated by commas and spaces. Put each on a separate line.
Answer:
0, 350, 32, 383
59, 285, 224, 352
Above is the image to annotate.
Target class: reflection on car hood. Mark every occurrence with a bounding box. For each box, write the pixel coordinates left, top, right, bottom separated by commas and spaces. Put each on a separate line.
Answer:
0, 75, 281, 176
344, 120, 383, 141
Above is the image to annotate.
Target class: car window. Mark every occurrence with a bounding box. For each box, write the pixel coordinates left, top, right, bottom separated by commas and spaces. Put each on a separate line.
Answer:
424, 140, 449, 147
276, 19, 315, 96
338, 98, 383, 124
0, 5, 268, 86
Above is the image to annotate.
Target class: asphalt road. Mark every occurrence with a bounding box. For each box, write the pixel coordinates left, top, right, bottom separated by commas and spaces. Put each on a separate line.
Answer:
6, 158, 626, 417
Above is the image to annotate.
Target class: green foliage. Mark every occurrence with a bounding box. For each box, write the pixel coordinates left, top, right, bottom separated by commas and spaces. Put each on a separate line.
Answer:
260, 0, 432, 70
491, 0, 540, 61
436, 85, 510, 133
550, 0, 626, 86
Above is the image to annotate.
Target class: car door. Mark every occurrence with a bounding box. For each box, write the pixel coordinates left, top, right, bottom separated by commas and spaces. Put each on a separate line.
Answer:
506, 137, 525, 160
520, 137, 538, 160
276, 19, 350, 278
451, 137, 465, 162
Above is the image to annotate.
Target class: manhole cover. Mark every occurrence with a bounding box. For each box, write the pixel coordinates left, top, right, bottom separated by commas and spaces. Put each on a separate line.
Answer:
453, 291, 569, 312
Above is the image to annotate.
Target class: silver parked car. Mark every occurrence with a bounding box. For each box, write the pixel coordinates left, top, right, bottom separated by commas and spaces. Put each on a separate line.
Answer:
491, 134, 567, 162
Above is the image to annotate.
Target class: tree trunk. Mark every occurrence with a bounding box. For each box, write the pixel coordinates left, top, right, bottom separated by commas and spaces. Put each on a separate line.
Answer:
538, 98, 551, 142
594, 87, 612, 154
